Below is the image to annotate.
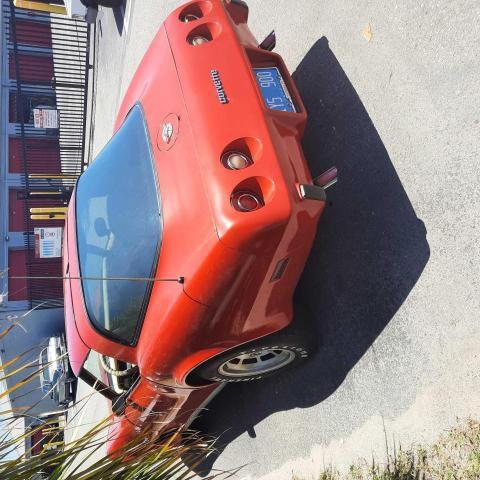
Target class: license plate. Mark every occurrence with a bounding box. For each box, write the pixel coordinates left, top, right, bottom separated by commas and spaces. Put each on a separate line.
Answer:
254, 67, 296, 113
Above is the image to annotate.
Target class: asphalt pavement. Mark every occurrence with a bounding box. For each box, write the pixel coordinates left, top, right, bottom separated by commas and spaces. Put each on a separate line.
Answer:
85, 1, 480, 478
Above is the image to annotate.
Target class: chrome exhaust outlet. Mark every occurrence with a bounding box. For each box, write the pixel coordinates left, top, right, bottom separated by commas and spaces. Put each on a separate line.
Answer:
259, 30, 276, 51
314, 166, 338, 190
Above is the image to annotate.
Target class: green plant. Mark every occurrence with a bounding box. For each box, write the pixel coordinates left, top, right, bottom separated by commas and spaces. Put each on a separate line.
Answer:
0, 416, 219, 479
0, 324, 224, 480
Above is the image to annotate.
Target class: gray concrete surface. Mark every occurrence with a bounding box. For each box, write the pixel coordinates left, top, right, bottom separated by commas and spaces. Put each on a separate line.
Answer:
63, 378, 110, 474
85, 1, 480, 478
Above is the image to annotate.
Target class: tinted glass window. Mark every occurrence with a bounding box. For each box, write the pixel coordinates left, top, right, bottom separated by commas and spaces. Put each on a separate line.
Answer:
76, 106, 161, 344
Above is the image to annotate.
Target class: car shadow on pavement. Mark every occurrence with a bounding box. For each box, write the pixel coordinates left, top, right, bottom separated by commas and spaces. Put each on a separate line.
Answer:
191, 36, 430, 475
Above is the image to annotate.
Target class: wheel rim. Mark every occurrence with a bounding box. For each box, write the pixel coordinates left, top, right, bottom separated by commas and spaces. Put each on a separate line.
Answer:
218, 348, 296, 378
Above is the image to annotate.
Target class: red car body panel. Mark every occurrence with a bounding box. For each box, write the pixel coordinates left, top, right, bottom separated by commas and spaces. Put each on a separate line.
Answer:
63, 0, 325, 452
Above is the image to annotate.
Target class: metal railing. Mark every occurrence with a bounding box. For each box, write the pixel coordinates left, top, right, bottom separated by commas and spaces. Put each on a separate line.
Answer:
3, 0, 90, 309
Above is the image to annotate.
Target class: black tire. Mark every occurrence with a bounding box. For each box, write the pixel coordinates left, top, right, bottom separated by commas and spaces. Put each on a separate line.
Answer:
193, 331, 315, 383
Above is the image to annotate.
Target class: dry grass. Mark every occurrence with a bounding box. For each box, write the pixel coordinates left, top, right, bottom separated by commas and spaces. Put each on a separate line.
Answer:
292, 419, 480, 480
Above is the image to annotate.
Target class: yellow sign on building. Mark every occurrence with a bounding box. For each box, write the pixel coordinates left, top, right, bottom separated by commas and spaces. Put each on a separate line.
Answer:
13, 1, 67, 15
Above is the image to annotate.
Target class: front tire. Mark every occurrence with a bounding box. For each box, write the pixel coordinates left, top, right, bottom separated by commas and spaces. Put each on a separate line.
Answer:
194, 332, 315, 383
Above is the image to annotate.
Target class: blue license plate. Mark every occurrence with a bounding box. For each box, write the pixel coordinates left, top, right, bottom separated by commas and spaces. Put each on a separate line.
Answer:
254, 67, 296, 113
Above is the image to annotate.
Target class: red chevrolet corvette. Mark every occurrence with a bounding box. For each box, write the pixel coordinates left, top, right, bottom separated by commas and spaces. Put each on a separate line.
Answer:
63, 0, 335, 451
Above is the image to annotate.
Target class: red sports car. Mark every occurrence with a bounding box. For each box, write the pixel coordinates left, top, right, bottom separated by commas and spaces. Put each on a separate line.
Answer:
63, 0, 335, 451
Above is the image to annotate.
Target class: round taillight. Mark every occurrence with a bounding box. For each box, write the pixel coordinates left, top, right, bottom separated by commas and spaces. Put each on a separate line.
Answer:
231, 191, 264, 212
189, 35, 209, 46
222, 151, 252, 170
182, 13, 200, 22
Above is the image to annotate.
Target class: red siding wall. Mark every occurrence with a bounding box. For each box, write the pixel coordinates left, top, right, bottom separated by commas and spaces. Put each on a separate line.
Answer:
9, 189, 26, 232
8, 137, 22, 173
6, 15, 63, 306
8, 250, 28, 301
15, 20, 52, 48
9, 53, 54, 83
9, 137, 61, 174
8, 250, 63, 302
30, 260, 63, 301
